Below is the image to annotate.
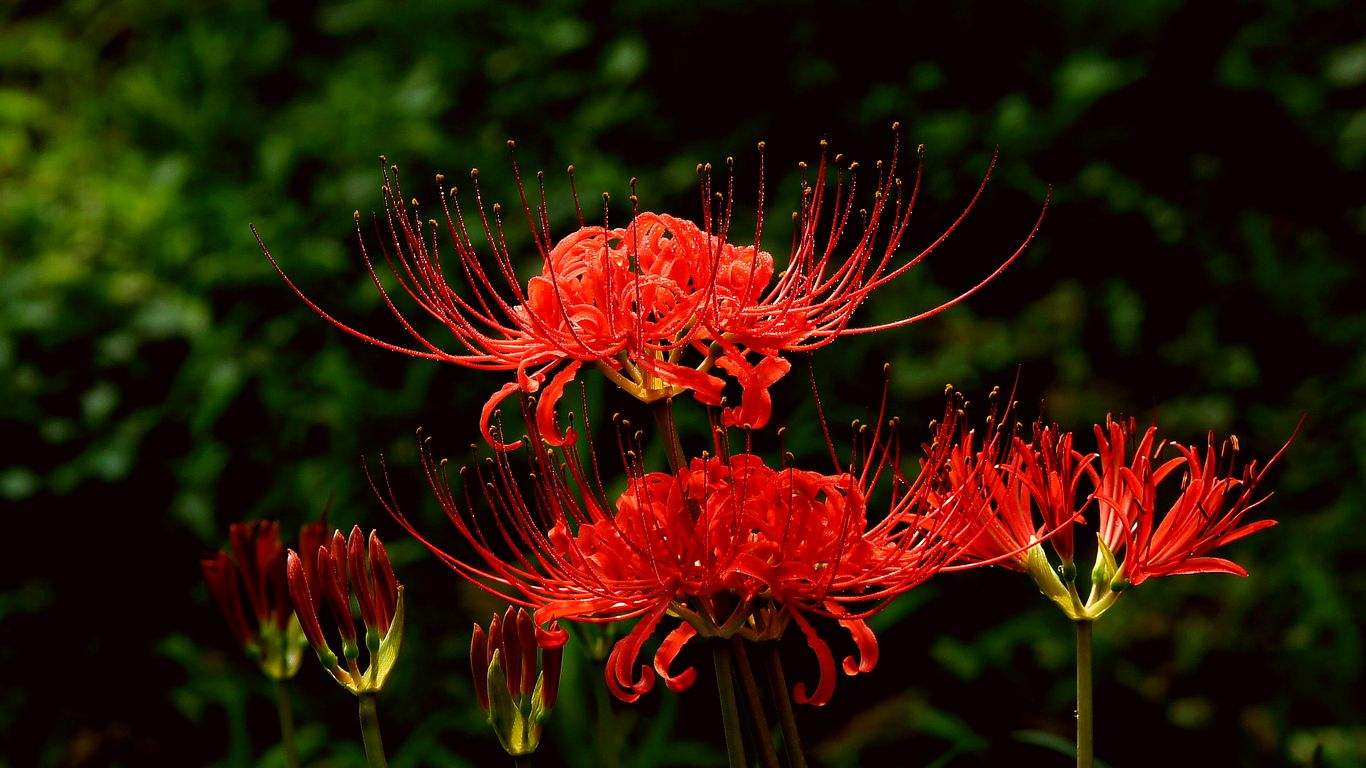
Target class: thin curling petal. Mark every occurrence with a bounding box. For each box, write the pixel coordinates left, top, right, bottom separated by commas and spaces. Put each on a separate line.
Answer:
1158, 556, 1250, 578
286, 550, 328, 654
481, 382, 527, 452
470, 623, 490, 711
534, 361, 582, 447
532, 609, 570, 649
605, 604, 667, 703
836, 615, 879, 677
637, 356, 726, 405
717, 353, 790, 429
789, 610, 836, 707
652, 622, 699, 693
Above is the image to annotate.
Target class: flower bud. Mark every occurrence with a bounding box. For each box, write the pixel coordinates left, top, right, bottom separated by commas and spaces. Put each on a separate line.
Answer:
203, 520, 311, 680
285, 528, 405, 695
470, 607, 563, 756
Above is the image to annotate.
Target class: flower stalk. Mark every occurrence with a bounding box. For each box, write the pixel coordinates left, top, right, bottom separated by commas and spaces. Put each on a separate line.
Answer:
651, 398, 686, 474
764, 644, 807, 768
712, 643, 747, 768
1076, 620, 1093, 768
358, 692, 389, 768
273, 679, 301, 768
732, 638, 779, 768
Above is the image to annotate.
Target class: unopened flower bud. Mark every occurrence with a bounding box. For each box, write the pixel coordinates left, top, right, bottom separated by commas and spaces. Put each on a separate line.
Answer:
202, 520, 314, 680
470, 607, 563, 756
285, 528, 405, 695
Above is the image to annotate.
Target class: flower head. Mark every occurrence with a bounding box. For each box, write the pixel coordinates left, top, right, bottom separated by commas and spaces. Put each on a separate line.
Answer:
201, 519, 324, 679
470, 606, 563, 756
1090, 416, 1300, 591
286, 526, 405, 694
375, 392, 994, 706
928, 390, 1093, 574
259, 130, 1046, 448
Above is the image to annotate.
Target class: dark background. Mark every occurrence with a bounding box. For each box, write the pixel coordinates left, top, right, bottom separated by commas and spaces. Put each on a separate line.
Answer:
2, 0, 1363, 765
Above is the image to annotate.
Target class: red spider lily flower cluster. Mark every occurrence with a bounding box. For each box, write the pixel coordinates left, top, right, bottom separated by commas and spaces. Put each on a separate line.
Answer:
938, 406, 1300, 620
374, 391, 1000, 707
286, 527, 405, 694
202, 520, 324, 679
258, 128, 1046, 450
470, 607, 564, 756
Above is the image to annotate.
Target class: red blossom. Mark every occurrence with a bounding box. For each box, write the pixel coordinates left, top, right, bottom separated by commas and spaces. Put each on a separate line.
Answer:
259, 130, 1046, 448
1090, 416, 1300, 587
926, 392, 1094, 572
373, 397, 996, 706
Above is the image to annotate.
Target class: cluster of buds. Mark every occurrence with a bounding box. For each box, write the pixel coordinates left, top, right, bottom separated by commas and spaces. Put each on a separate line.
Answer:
469, 607, 563, 757
201, 520, 322, 679
286, 526, 405, 694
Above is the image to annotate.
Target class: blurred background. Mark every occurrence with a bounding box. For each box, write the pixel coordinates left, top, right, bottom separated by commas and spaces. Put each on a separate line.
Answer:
2, 0, 1363, 765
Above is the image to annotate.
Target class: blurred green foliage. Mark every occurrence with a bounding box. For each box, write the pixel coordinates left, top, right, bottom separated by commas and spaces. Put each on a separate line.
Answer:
1, 0, 1363, 766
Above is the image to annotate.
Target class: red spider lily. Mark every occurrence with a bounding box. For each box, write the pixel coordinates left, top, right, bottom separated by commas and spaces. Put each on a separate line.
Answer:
927, 391, 1094, 573
372, 395, 998, 706
201, 520, 325, 678
286, 527, 405, 694
471, 607, 563, 756
257, 129, 1047, 448
1090, 416, 1300, 589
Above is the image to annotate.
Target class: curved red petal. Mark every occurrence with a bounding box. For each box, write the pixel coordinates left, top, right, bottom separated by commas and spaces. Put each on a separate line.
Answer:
717, 354, 790, 429
534, 361, 582, 447
604, 604, 667, 703
789, 609, 836, 707
836, 615, 878, 676
480, 381, 527, 452
652, 621, 699, 693
639, 357, 726, 406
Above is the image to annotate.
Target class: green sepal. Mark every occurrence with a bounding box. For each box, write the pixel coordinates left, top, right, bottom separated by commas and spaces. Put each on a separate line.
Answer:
367, 585, 405, 693
530, 670, 548, 721
1091, 535, 1119, 594
257, 615, 308, 681
486, 649, 542, 756
1024, 543, 1083, 619
333, 585, 405, 695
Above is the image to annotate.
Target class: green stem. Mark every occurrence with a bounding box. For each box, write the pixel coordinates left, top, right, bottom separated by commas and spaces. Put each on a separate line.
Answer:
1076, 620, 1093, 768
358, 693, 390, 768
651, 398, 686, 473
712, 643, 748, 768
594, 680, 622, 768
273, 679, 301, 768
731, 638, 779, 768
763, 644, 807, 768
